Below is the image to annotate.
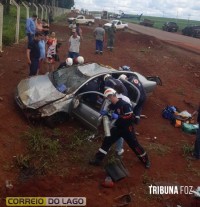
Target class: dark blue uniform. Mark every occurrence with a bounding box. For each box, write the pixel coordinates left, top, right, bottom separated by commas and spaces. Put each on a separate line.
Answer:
194, 106, 200, 159
105, 77, 128, 96
28, 39, 40, 76
128, 74, 146, 123
90, 98, 150, 168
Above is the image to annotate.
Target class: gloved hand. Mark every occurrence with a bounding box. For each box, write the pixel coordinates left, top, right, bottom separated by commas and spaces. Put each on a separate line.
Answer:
100, 110, 108, 116
111, 113, 119, 119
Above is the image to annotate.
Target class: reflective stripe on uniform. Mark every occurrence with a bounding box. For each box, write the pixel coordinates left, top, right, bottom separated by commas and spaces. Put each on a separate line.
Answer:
138, 152, 146, 157
135, 116, 140, 119
99, 148, 108, 155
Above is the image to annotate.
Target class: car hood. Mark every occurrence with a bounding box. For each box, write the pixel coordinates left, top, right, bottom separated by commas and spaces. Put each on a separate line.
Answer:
17, 75, 66, 109
104, 23, 112, 27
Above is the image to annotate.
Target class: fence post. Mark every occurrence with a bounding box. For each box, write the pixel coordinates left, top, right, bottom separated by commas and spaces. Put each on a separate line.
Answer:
0, 3, 3, 52
43, 5, 48, 21
11, 0, 20, 44
38, 4, 43, 19
46, 5, 50, 25
32, 3, 38, 16
22, 1, 29, 19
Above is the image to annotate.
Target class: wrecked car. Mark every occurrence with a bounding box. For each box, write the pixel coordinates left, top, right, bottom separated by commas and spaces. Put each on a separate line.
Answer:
15, 63, 162, 129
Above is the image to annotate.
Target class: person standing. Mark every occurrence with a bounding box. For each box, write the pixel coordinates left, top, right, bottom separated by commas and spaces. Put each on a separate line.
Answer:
42, 19, 50, 36
27, 32, 42, 76
38, 33, 46, 74
68, 29, 81, 59
118, 73, 147, 124
193, 103, 200, 160
25, 14, 37, 45
46, 32, 57, 72
36, 18, 43, 33
76, 23, 83, 40
107, 23, 116, 51
89, 88, 150, 169
93, 23, 105, 54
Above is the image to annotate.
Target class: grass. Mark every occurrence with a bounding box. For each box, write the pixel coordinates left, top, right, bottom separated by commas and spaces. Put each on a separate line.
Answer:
11, 127, 99, 177
13, 128, 61, 176
145, 143, 171, 156
182, 143, 193, 157
3, 6, 27, 45
121, 15, 200, 31
66, 129, 99, 163
186, 161, 200, 177
2, 5, 67, 45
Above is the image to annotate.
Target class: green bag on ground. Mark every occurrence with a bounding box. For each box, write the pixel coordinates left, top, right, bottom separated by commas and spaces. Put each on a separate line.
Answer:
182, 123, 199, 134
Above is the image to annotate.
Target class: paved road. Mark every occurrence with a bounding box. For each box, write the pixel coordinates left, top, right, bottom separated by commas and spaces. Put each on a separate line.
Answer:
128, 23, 200, 53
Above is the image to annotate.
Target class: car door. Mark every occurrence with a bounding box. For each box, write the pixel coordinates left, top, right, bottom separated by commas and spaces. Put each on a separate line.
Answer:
77, 16, 84, 24
117, 21, 122, 29
70, 91, 106, 131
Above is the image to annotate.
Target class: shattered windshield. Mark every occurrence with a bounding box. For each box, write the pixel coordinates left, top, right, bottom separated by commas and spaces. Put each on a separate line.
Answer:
52, 66, 89, 94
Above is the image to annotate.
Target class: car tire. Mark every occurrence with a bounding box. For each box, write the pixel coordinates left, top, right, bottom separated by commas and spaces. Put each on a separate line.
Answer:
44, 112, 69, 128
88, 22, 92, 26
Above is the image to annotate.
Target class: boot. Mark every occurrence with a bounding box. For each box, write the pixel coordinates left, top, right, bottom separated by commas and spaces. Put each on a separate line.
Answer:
89, 158, 102, 166
89, 151, 105, 166
145, 160, 151, 169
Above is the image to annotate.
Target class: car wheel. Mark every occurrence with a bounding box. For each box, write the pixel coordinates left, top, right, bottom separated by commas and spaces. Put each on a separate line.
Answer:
88, 22, 92, 26
44, 112, 69, 128
123, 27, 128, 31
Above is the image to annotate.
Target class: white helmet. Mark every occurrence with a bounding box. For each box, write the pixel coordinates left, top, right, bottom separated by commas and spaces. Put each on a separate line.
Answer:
66, 57, 73, 66
104, 88, 116, 97
104, 74, 111, 81
119, 65, 131, 71
77, 56, 84, 64
118, 74, 127, 80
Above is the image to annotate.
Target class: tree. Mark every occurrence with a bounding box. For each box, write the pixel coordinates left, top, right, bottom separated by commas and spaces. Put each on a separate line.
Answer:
58, 0, 74, 9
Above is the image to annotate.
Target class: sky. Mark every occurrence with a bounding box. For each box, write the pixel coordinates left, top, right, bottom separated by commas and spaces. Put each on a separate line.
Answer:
74, 0, 200, 21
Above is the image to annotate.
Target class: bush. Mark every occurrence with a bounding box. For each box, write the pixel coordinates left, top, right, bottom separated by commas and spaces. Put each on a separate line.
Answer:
2, 34, 14, 46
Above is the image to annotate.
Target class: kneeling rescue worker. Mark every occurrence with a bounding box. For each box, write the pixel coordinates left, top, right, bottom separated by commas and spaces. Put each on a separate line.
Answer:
89, 88, 150, 168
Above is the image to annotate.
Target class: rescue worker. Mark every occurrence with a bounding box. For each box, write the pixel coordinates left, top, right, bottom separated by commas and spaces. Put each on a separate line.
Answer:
118, 73, 146, 124
104, 74, 128, 96
57, 57, 73, 69
89, 88, 150, 169
192, 102, 200, 160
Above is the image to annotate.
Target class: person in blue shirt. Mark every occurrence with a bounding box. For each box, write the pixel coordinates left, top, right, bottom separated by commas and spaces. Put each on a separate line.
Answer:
38, 33, 46, 74
26, 14, 37, 45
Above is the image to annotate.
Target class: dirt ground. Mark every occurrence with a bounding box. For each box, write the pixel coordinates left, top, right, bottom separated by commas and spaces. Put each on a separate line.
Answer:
0, 17, 200, 207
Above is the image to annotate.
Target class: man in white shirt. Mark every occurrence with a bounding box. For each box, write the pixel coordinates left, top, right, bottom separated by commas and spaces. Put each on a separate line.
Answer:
68, 29, 81, 59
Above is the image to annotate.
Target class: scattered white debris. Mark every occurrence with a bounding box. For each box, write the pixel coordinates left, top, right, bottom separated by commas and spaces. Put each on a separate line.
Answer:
5, 180, 13, 189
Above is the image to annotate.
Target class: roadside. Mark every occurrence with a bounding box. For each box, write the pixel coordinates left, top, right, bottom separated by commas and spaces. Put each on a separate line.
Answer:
0, 18, 200, 207
128, 22, 200, 54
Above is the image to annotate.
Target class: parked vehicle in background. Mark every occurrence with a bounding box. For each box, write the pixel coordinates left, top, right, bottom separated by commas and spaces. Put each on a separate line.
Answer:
182, 25, 200, 38
139, 19, 154, 27
162, 22, 178, 32
117, 12, 143, 21
94, 14, 101, 20
15, 63, 162, 129
67, 15, 95, 26
103, 20, 128, 30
